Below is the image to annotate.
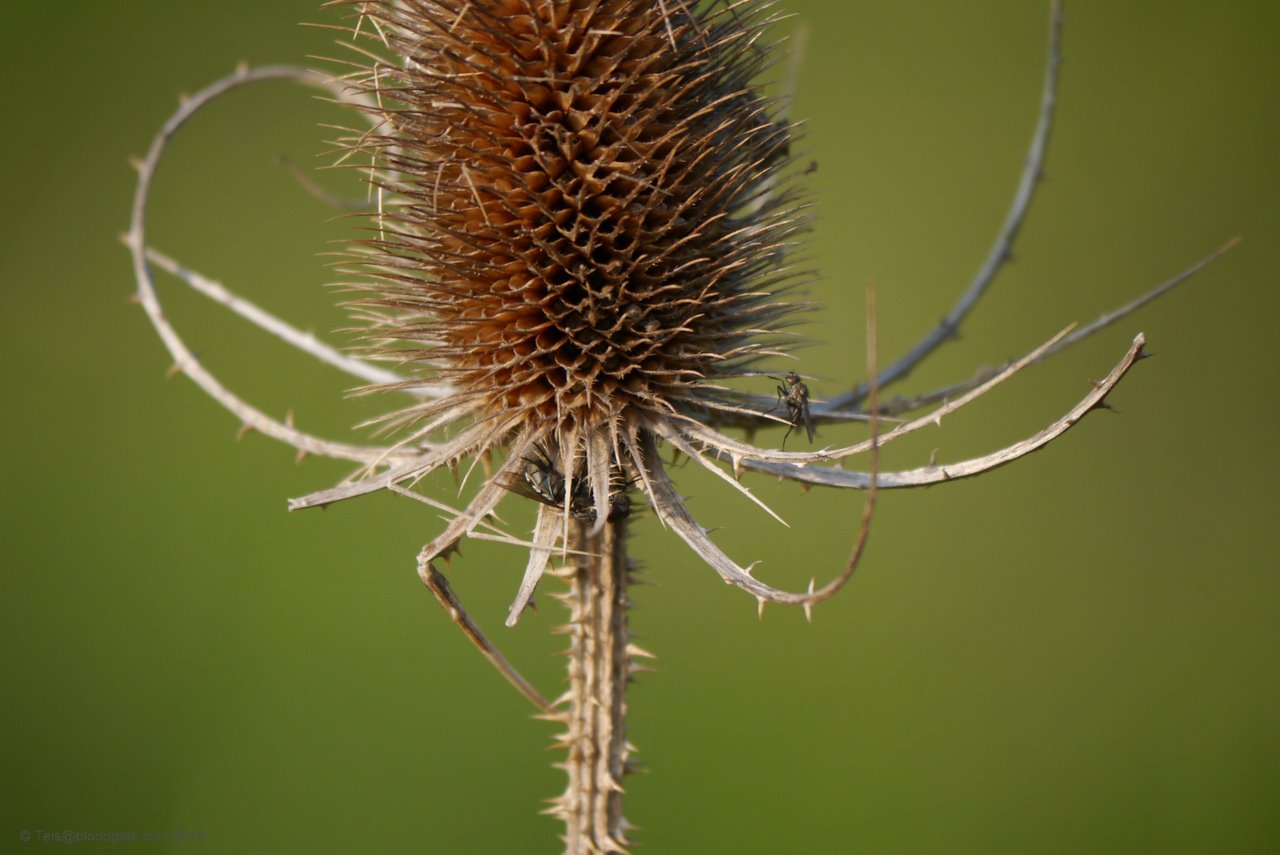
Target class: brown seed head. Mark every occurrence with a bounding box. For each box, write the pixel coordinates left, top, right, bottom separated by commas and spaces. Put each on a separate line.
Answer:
336, 0, 806, 445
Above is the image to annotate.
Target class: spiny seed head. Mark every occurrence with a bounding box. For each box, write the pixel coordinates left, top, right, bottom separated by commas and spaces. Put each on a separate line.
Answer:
336, 0, 807, 443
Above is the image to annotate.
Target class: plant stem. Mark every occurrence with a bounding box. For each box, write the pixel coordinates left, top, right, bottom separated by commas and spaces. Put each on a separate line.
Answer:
553, 517, 634, 854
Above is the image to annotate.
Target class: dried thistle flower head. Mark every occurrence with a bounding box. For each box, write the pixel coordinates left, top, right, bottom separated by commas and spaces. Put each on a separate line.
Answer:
314, 0, 844, 614
348, 0, 800, 433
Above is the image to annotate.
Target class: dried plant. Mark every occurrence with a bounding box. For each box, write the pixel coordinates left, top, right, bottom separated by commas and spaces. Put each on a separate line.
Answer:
125, 2, 1234, 852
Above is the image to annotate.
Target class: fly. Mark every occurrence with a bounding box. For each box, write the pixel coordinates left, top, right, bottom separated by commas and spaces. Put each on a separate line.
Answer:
771, 371, 814, 446
514, 447, 631, 523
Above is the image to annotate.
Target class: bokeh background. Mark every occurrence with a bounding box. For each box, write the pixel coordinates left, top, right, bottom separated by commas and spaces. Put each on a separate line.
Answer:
4, 2, 1277, 852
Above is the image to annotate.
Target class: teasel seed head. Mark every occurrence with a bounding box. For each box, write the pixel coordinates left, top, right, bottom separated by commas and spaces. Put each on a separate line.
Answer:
302, 0, 889, 620
336, 0, 805, 471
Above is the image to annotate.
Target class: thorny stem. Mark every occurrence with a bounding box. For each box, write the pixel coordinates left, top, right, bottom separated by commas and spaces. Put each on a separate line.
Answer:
552, 516, 636, 855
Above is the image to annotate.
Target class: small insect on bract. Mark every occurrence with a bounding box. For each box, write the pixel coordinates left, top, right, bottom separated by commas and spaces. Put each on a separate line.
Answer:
514, 447, 631, 523
772, 371, 814, 446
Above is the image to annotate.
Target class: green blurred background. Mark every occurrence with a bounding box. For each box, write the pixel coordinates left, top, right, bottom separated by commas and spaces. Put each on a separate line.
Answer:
3, 2, 1277, 852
